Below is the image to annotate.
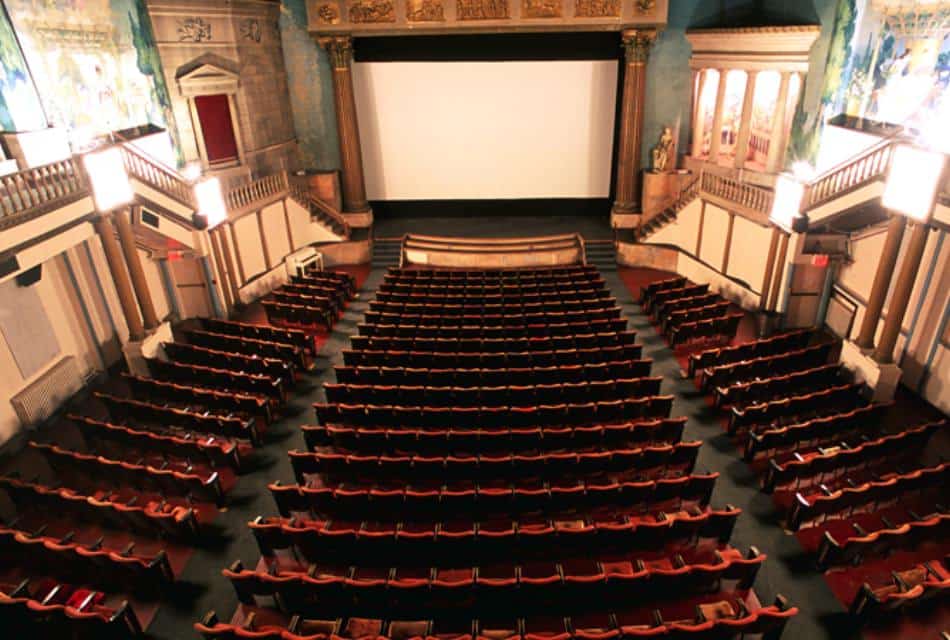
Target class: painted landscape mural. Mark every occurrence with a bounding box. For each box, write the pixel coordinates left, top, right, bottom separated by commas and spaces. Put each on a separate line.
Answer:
2, 0, 177, 154
0, 5, 46, 132
789, 0, 950, 164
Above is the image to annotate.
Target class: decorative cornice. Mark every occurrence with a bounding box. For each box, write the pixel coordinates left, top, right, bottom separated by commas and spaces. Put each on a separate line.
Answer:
686, 25, 820, 35
621, 28, 657, 64
319, 35, 354, 69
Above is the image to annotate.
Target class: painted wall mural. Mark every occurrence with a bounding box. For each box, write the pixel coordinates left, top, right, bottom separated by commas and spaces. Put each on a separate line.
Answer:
2, 0, 178, 154
0, 5, 45, 132
788, 0, 950, 164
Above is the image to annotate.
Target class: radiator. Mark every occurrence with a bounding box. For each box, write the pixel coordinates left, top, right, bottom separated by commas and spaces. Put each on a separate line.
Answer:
11, 356, 83, 427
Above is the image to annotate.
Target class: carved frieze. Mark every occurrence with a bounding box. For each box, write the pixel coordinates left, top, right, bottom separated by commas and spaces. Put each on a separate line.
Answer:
178, 17, 212, 42
457, 0, 509, 20
407, 0, 446, 21
574, 0, 619, 17
240, 18, 262, 42
316, 2, 342, 24
635, 0, 656, 13
522, 0, 561, 18
349, 0, 396, 23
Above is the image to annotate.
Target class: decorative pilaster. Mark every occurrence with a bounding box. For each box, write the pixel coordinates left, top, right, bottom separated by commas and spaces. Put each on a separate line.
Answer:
321, 35, 371, 215
690, 69, 709, 159
612, 28, 656, 217
707, 69, 728, 161
93, 214, 145, 341
114, 207, 159, 330
873, 222, 930, 364
855, 215, 906, 349
733, 71, 757, 169
766, 72, 792, 172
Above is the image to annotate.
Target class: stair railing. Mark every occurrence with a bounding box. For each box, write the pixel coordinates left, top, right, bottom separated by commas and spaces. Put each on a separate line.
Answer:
801, 137, 896, 212
0, 157, 88, 228
699, 171, 773, 223
287, 174, 350, 238
119, 144, 196, 209
225, 172, 288, 214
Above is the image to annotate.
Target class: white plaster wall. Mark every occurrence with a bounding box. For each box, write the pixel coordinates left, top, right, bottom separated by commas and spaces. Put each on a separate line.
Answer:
139, 248, 170, 321
727, 215, 771, 295
261, 202, 291, 269
699, 204, 728, 270
233, 215, 267, 281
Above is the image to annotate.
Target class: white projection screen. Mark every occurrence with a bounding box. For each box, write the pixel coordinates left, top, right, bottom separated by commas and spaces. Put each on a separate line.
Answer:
352, 60, 618, 200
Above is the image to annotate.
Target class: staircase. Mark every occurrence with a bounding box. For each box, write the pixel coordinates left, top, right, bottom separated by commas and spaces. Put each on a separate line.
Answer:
287, 178, 350, 239
635, 174, 701, 242
585, 240, 617, 271
372, 238, 402, 268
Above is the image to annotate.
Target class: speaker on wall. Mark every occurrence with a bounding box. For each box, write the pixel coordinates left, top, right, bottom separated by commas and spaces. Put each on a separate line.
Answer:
15, 264, 42, 287
0, 254, 19, 280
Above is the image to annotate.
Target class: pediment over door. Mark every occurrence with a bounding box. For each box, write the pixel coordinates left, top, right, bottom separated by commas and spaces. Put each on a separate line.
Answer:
176, 61, 240, 98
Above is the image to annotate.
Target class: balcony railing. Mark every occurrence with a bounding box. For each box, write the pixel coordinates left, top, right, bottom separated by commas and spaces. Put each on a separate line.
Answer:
802, 138, 895, 212
700, 171, 774, 223
119, 144, 196, 209
0, 158, 88, 229
225, 172, 288, 214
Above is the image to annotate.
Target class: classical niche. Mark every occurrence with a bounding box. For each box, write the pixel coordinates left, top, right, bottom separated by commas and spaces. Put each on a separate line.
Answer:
407, 0, 446, 21
316, 2, 342, 24
457, 0, 509, 20
178, 17, 212, 42
574, 0, 619, 18
522, 0, 561, 18
240, 18, 262, 42
349, 0, 396, 23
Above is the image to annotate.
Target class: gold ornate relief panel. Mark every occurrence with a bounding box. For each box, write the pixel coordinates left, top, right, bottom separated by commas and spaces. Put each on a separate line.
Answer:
522, 0, 562, 18
407, 0, 446, 21
308, 0, 666, 33
349, 0, 396, 23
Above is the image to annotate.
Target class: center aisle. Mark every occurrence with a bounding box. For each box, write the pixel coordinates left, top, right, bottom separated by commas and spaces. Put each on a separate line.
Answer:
605, 267, 851, 639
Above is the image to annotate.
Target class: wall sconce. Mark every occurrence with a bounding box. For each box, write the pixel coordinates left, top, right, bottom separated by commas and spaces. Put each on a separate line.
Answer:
82, 146, 134, 213
769, 173, 808, 233
194, 177, 228, 229
881, 144, 946, 223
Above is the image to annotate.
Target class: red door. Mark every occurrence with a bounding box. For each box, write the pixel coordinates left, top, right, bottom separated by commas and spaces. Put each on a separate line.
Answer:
194, 94, 239, 165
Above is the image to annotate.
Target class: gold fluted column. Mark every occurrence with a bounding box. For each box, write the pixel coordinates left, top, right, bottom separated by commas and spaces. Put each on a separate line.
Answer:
320, 35, 371, 214
766, 231, 790, 313
93, 214, 144, 341
873, 221, 930, 364
114, 207, 159, 330
855, 215, 906, 349
758, 227, 781, 311
611, 28, 657, 217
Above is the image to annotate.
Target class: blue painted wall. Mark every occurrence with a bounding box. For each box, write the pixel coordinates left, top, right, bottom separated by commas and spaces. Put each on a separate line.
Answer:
280, 0, 341, 170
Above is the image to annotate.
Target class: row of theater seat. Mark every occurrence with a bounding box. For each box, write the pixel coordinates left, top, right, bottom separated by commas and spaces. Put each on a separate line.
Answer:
263, 270, 356, 330
248, 507, 741, 564
0, 577, 143, 639
373, 288, 613, 305
313, 397, 676, 430
224, 547, 766, 615
342, 346, 645, 369
287, 441, 701, 483
334, 361, 652, 386
322, 378, 664, 407
197, 596, 798, 640
641, 278, 742, 348
349, 330, 639, 352
184, 328, 310, 371
301, 418, 688, 454
357, 319, 629, 339
682, 319, 949, 627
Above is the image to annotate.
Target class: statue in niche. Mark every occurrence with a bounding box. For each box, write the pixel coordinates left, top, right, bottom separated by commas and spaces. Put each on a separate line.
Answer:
651, 127, 675, 173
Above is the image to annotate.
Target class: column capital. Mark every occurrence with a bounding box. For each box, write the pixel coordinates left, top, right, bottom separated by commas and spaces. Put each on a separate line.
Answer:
319, 35, 354, 70
621, 28, 657, 65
